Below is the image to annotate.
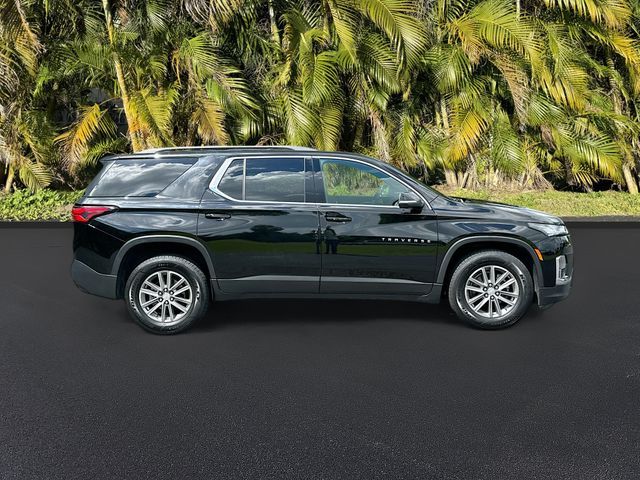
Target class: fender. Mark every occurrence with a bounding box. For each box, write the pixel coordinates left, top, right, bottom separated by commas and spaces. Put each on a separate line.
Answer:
110, 234, 216, 278
436, 235, 543, 292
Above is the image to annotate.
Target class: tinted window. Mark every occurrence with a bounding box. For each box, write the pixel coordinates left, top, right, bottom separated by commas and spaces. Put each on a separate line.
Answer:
217, 157, 307, 202
245, 158, 305, 202
86, 158, 195, 197
319, 159, 410, 206
217, 159, 244, 199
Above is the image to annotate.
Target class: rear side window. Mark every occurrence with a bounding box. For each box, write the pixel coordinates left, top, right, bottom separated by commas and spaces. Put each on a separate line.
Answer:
86, 158, 196, 197
217, 159, 244, 199
215, 157, 306, 202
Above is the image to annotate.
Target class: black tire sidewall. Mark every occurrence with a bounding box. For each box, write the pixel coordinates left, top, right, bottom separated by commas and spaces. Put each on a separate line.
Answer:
125, 256, 209, 334
449, 252, 533, 329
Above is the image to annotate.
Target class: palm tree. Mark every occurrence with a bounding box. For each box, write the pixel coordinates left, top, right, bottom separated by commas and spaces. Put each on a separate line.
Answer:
54, 0, 260, 171
182, 0, 425, 149
0, 0, 52, 192
380, 0, 640, 191
531, 0, 640, 192
4, 0, 640, 194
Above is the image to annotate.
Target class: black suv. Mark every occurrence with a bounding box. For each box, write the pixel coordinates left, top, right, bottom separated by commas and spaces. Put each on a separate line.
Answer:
71, 146, 573, 334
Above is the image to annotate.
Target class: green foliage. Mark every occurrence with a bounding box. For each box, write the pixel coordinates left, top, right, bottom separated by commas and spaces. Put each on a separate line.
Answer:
2, 0, 640, 195
1, 187, 639, 220
0, 189, 83, 221
438, 188, 640, 216
323, 162, 383, 196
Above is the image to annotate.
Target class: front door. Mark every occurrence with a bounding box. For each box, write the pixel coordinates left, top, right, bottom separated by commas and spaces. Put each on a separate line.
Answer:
198, 156, 321, 294
314, 157, 438, 295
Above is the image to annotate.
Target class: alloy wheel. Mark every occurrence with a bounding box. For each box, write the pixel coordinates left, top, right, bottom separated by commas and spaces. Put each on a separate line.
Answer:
463, 265, 520, 319
138, 270, 193, 326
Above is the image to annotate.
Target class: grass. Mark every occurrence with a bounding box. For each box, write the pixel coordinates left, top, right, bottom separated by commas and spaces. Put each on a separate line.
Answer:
435, 187, 640, 217
1, 187, 640, 220
0, 189, 83, 221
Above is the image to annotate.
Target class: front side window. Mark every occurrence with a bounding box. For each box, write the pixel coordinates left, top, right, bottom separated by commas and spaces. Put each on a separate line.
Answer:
216, 157, 306, 202
319, 158, 411, 206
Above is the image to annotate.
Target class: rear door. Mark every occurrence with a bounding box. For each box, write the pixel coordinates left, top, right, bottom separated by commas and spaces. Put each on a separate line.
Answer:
314, 157, 438, 295
198, 156, 321, 294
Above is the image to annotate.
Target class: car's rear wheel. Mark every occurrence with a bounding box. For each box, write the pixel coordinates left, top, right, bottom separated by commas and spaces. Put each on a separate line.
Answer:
448, 250, 533, 329
125, 255, 210, 334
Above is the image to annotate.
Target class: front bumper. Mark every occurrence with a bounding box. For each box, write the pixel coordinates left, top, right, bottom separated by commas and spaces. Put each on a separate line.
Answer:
71, 259, 118, 299
535, 233, 573, 306
537, 280, 572, 306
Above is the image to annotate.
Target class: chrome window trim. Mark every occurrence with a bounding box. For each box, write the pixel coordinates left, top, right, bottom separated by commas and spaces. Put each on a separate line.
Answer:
208, 155, 431, 211
242, 158, 246, 200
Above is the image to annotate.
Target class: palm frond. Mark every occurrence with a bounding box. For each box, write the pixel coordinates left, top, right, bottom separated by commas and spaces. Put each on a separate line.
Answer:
357, 0, 426, 65
325, 0, 359, 58
553, 124, 623, 182
55, 104, 117, 167
446, 94, 492, 163
426, 44, 472, 94
190, 94, 229, 145
302, 51, 341, 105
390, 111, 418, 168
17, 158, 52, 191
315, 101, 344, 150
450, 0, 541, 65
544, 0, 631, 29
490, 110, 526, 175
80, 138, 129, 170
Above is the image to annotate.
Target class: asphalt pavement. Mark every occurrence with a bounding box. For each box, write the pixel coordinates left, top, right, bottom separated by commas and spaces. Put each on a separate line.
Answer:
0, 224, 639, 479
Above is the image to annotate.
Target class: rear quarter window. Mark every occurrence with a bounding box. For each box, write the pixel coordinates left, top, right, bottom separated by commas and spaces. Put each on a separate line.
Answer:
86, 158, 196, 197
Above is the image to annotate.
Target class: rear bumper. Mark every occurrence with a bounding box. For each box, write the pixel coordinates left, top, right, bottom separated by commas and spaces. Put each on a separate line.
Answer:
71, 259, 118, 299
537, 280, 572, 306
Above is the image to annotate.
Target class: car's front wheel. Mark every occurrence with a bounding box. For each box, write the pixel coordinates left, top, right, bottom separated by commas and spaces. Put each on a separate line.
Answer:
448, 250, 534, 329
125, 255, 210, 334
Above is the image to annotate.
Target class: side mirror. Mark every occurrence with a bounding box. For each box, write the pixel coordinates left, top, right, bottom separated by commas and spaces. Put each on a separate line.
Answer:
398, 192, 424, 210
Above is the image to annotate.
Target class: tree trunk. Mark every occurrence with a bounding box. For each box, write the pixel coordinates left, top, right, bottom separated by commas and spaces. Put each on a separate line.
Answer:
440, 99, 449, 131
321, 0, 333, 39
113, 56, 143, 151
268, 0, 281, 46
444, 169, 457, 187
4, 166, 15, 193
102, 0, 143, 152
622, 163, 638, 194
369, 110, 390, 163
458, 171, 469, 189
440, 99, 457, 187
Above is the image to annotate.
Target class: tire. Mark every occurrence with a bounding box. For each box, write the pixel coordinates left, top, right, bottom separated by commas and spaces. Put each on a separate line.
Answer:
125, 255, 210, 334
448, 250, 534, 330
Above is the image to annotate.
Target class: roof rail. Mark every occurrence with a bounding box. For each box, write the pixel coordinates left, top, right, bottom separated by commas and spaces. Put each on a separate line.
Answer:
139, 145, 316, 154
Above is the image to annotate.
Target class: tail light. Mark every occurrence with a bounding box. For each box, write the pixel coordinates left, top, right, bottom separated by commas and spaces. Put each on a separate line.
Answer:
71, 205, 116, 223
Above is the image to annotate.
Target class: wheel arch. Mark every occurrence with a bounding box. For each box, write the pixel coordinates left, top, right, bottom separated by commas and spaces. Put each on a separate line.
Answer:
437, 236, 542, 298
112, 235, 215, 298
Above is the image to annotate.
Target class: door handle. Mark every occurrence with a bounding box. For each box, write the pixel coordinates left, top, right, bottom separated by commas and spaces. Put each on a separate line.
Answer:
204, 213, 231, 220
325, 212, 351, 223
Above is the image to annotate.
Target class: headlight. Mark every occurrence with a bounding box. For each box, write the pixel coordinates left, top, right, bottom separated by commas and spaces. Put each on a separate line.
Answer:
528, 222, 568, 236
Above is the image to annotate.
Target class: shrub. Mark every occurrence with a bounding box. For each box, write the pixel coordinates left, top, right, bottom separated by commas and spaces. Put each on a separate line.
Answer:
0, 189, 83, 221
